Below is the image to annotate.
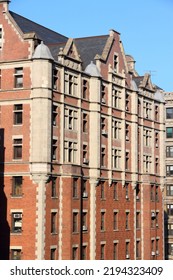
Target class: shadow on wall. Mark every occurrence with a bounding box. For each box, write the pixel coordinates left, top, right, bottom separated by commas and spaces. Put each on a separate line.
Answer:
0, 128, 10, 260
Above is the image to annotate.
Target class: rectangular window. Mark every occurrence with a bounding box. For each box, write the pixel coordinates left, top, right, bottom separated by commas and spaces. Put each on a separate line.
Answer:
52, 139, 57, 160
167, 204, 173, 215
101, 212, 105, 231
144, 155, 151, 173
125, 123, 130, 140
73, 178, 78, 198
113, 243, 118, 260
125, 242, 130, 258
166, 146, 173, 157
81, 246, 87, 260
112, 87, 121, 108
72, 247, 78, 260
136, 212, 140, 229
150, 185, 155, 201
155, 105, 159, 121
51, 177, 57, 198
144, 101, 152, 119
113, 54, 118, 72
50, 248, 56, 260
65, 73, 78, 96
101, 147, 106, 167
83, 113, 88, 133
125, 212, 129, 229
125, 92, 130, 111
112, 119, 121, 139
166, 127, 173, 138
0, 28, 2, 49
113, 182, 118, 200
11, 212, 22, 233
168, 224, 173, 235
14, 68, 23, 88
82, 79, 88, 99
166, 165, 173, 176
155, 157, 159, 174
11, 249, 21, 260
52, 105, 57, 126
125, 183, 129, 200
166, 108, 173, 119
101, 84, 106, 104
101, 181, 105, 199
113, 212, 118, 230
100, 244, 105, 260
73, 212, 78, 232
64, 141, 77, 163
14, 104, 23, 125
112, 148, 121, 169
144, 129, 151, 146
83, 144, 88, 164
13, 139, 22, 160
136, 241, 140, 259
64, 108, 77, 130
82, 212, 87, 231
125, 152, 129, 170
167, 185, 173, 196
53, 68, 58, 90
168, 244, 173, 256
12, 176, 22, 197
51, 212, 57, 234
155, 132, 159, 148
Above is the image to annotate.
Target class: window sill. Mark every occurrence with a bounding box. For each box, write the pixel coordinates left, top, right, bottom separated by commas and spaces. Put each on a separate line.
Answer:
11, 232, 22, 235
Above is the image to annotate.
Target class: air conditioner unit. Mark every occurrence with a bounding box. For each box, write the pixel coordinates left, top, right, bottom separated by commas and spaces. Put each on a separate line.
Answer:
83, 158, 89, 164
102, 130, 108, 136
156, 143, 158, 148
156, 223, 159, 227
126, 106, 129, 111
126, 254, 130, 259
151, 251, 155, 256
126, 195, 129, 199
83, 192, 88, 198
102, 98, 106, 104
14, 213, 22, 219
69, 124, 72, 129
82, 225, 87, 231
136, 195, 140, 200
126, 136, 129, 140
156, 250, 159, 255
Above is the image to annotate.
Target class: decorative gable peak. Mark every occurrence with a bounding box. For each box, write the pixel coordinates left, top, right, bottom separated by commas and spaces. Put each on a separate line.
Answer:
63, 38, 81, 62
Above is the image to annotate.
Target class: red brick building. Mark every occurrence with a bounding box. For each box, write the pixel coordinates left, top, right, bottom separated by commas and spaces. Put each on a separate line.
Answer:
0, 0, 165, 260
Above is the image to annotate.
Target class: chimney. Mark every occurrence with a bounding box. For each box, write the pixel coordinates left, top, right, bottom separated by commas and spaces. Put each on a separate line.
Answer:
0, 0, 10, 12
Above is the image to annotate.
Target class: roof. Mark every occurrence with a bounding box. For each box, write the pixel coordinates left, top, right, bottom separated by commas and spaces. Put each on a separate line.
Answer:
10, 11, 68, 44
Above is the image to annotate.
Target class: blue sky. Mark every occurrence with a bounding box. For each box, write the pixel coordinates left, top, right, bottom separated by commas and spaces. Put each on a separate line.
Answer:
10, 0, 173, 92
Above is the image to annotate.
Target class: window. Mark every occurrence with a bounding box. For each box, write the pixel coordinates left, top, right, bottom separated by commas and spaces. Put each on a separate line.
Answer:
136, 212, 140, 229
12, 176, 22, 197
64, 108, 77, 130
113, 211, 118, 230
125, 242, 130, 258
13, 139, 22, 159
101, 147, 106, 167
113, 54, 118, 72
72, 247, 78, 260
155, 105, 159, 121
101, 84, 106, 104
82, 212, 87, 231
82, 180, 88, 198
144, 101, 151, 119
113, 182, 118, 200
101, 117, 107, 135
13, 104, 23, 125
73, 178, 78, 198
73, 212, 78, 232
52, 105, 57, 126
143, 155, 151, 173
155, 132, 159, 147
112, 148, 121, 169
136, 241, 140, 259
150, 185, 155, 201
125, 92, 130, 111
51, 212, 57, 234
101, 212, 105, 231
166, 165, 173, 176
125, 152, 129, 170
64, 141, 77, 163
51, 177, 57, 198
113, 242, 118, 260
168, 224, 173, 235
11, 249, 21, 260
112, 119, 121, 139
144, 129, 151, 146
156, 186, 159, 202
125, 123, 130, 140
83, 113, 88, 133
83, 144, 88, 164
53, 68, 58, 90
166, 127, 173, 138
50, 248, 56, 260
65, 72, 78, 96
125, 212, 129, 229
166, 108, 173, 119
14, 68, 23, 88
166, 185, 173, 196
11, 212, 22, 233
100, 244, 105, 260
167, 204, 173, 216
166, 146, 173, 157
125, 183, 129, 200
81, 245, 87, 260
52, 139, 57, 160
82, 79, 88, 99
0, 28, 2, 49
101, 181, 105, 199
136, 184, 140, 200
112, 87, 121, 108
168, 244, 173, 256
155, 157, 159, 174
